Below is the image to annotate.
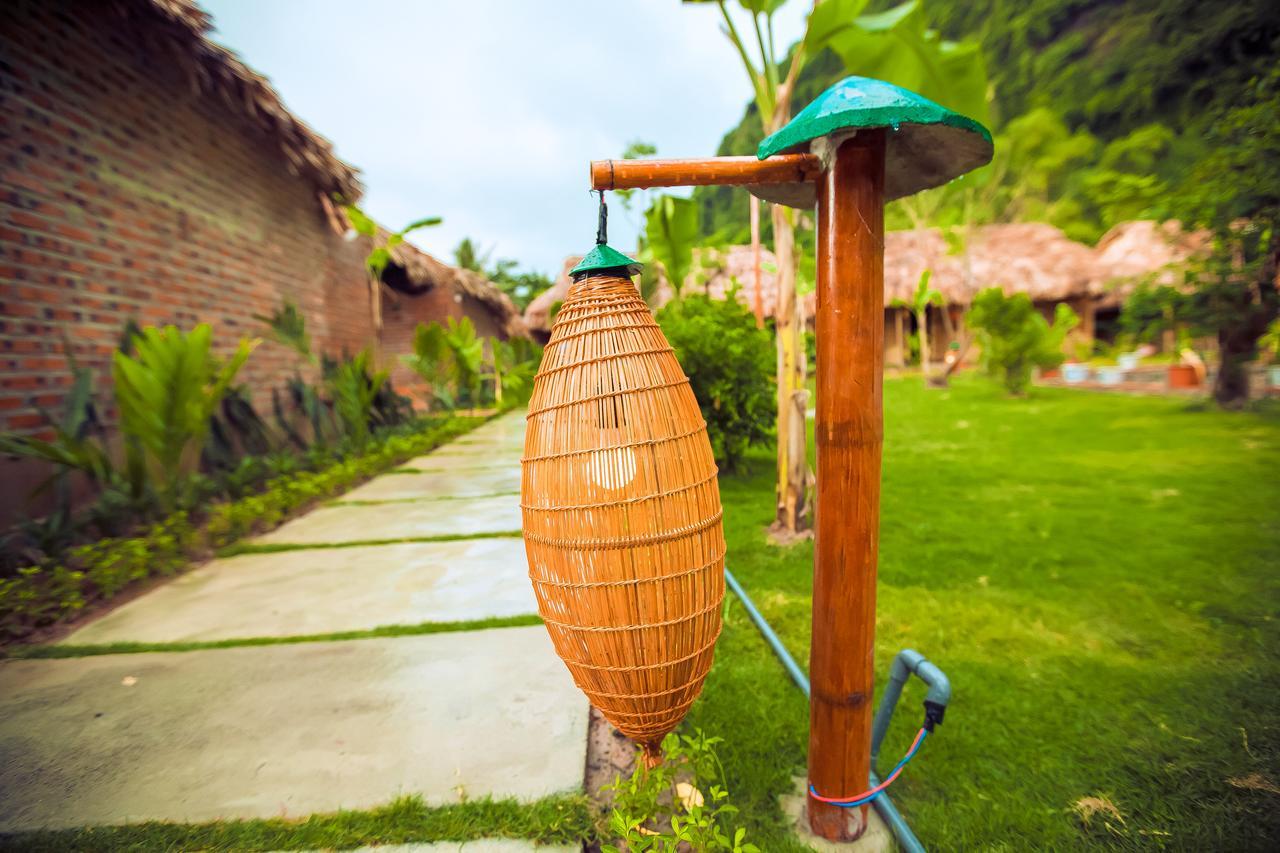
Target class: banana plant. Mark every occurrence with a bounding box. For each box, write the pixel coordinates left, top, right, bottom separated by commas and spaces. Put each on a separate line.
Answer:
684, 0, 989, 535
491, 337, 541, 408
644, 194, 700, 296
113, 324, 256, 509
891, 270, 944, 384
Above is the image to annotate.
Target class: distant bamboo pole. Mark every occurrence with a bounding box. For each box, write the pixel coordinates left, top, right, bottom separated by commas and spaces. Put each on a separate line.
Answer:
750, 195, 764, 328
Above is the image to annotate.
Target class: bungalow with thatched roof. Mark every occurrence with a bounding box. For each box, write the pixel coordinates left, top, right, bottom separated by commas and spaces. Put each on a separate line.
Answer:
0, 0, 520, 521
526, 221, 1206, 365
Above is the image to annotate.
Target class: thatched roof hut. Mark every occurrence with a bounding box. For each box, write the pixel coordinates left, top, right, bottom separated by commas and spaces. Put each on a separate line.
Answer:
377, 233, 526, 339
117, 0, 360, 202
885, 222, 1100, 305
1091, 220, 1211, 307
523, 220, 1209, 337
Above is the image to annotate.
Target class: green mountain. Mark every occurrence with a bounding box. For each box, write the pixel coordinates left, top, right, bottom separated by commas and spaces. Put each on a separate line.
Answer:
696, 0, 1280, 242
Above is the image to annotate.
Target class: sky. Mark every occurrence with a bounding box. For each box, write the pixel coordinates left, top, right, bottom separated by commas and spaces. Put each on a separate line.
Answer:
202, 0, 810, 277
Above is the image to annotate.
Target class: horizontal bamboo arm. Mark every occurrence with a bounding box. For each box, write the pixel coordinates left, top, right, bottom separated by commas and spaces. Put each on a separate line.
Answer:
590, 154, 821, 191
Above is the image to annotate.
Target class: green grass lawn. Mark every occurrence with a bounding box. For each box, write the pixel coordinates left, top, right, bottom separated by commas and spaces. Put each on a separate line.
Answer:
687, 376, 1279, 850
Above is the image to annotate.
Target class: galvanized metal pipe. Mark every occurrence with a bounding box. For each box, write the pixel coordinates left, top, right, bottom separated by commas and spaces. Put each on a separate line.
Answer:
723, 567, 929, 853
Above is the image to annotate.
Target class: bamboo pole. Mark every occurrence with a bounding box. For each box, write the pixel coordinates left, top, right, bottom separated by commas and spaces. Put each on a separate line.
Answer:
750, 195, 764, 328
809, 130, 886, 842
590, 154, 820, 191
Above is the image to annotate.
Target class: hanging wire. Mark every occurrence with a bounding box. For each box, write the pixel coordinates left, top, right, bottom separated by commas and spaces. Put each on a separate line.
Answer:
595, 189, 608, 245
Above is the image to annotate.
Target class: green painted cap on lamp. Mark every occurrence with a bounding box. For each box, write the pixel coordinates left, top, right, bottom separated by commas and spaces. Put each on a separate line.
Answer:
755, 76, 993, 204
570, 243, 643, 280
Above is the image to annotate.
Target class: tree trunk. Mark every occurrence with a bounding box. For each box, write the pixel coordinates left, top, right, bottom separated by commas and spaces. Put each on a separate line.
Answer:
772, 204, 809, 533
1215, 327, 1257, 407
916, 307, 930, 383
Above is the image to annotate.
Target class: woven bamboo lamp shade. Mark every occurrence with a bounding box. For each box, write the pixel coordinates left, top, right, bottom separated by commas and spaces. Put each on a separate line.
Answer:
521, 243, 725, 766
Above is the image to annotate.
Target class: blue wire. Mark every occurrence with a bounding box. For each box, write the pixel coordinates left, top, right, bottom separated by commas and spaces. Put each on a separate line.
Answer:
809, 730, 929, 808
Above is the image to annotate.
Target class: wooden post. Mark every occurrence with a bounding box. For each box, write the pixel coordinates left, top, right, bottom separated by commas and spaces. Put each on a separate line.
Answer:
810, 130, 886, 842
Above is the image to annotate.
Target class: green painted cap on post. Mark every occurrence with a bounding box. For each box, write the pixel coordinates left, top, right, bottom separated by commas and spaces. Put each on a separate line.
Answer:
754, 76, 993, 206
570, 243, 643, 280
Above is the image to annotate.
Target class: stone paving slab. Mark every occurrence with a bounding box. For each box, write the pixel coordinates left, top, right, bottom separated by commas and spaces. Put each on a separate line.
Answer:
340, 467, 520, 503
253, 495, 521, 546
401, 456, 519, 473
413, 442, 524, 463
0, 627, 586, 831
63, 538, 536, 645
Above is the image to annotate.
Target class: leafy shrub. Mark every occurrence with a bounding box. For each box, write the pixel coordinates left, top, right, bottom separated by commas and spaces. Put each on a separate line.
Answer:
327, 349, 388, 449
114, 324, 256, 508
967, 288, 1079, 394
603, 730, 758, 853
493, 336, 542, 409
1120, 282, 1190, 361
657, 293, 773, 470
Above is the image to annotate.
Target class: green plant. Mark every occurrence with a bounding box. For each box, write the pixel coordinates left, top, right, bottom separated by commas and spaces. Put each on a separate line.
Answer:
443, 316, 485, 406
644, 194, 700, 295
0, 346, 114, 548
602, 730, 759, 853
892, 269, 945, 384
342, 203, 442, 280
113, 324, 256, 510
967, 288, 1078, 394
403, 321, 457, 410
1260, 317, 1280, 364
254, 298, 314, 362
657, 293, 773, 470
491, 337, 542, 409
1120, 283, 1190, 364
684, 0, 989, 536
327, 350, 388, 449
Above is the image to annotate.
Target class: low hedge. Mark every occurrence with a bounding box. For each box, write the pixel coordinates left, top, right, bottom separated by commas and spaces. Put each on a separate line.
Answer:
0, 416, 486, 644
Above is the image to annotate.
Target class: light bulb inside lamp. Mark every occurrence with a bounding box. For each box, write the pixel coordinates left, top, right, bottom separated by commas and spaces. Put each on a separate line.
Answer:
588, 444, 637, 491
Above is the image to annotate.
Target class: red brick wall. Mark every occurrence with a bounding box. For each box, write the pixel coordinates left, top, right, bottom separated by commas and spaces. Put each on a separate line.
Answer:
1, 0, 380, 433
0, 0, 377, 521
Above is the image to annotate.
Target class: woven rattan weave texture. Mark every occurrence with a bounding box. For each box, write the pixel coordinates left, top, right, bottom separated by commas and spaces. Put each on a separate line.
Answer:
521, 272, 725, 764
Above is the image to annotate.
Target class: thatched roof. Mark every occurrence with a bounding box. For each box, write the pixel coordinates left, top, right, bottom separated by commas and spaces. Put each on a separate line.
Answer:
523, 256, 580, 335
377, 233, 527, 338
1091, 220, 1211, 307
522, 220, 1209, 333
885, 222, 1102, 305
116, 0, 361, 201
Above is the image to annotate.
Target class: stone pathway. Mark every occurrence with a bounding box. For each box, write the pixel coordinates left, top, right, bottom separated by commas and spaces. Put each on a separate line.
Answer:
0, 412, 587, 844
